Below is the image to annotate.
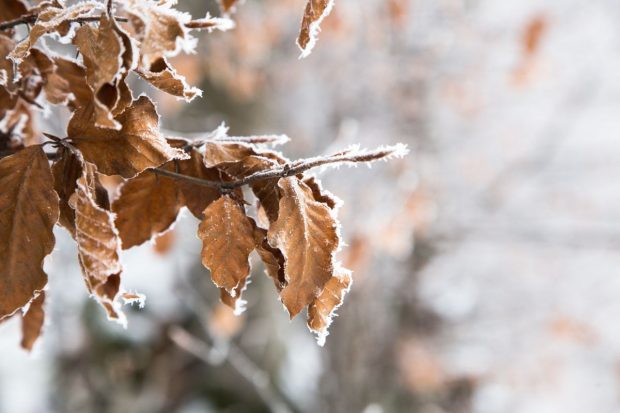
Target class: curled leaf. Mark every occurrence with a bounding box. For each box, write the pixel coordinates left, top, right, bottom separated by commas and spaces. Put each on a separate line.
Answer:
137, 57, 201, 102
73, 14, 124, 128
73, 161, 125, 323
297, 0, 335, 58
9, 2, 103, 65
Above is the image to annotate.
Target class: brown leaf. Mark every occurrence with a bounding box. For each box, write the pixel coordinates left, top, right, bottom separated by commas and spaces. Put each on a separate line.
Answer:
0, 145, 59, 319
21, 291, 45, 351
175, 147, 222, 219
73, 15, 124, 128
70, 96, 187, 178
125, 0, 192, 68
9, 2, 102, 64
137, 57, 201, 102
254, 226, 285, 291
73, 161, 122, 297
307, 268, 351, 345
112, 162, 183, 250
203, 142, 286, 222
51, 148, 82, 234
48, 57, 90, 106
198, 195, 256, 305
267, 177, 340, 317
297, 0, 335, 58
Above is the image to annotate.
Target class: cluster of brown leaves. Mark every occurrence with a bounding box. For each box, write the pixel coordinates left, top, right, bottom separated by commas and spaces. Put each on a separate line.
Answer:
0, 0, 405, 350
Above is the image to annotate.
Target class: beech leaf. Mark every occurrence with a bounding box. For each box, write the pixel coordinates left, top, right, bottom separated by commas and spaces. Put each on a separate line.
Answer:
267, 177, 340, 317
9, 1, 103, 65
137, 57, 202, 102
73, 161, 125, 323
197, 195, 256, 302
112, 163, 183, 250
70, 96, 188, 178
0, 145, 59, 320
175, 146, 222, 219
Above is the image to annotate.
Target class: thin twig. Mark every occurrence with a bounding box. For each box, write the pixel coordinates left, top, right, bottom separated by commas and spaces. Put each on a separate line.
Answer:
153, 145, 407, 190
0, 14, 129, 31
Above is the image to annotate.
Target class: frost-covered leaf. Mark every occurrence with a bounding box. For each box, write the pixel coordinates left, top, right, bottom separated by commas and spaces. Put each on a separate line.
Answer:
297, 0, 334, 58
137, 57, 201, 102
52, 148, 82, 234
308, 267, 351, 346
9, 1, 103, 65
69, 96, 188, 178
124, 0, 194, 68
21, 291, 45, 351
198, 195, 256, 302
73, 161, 125, 323
175, 145, 222, 219
73, 14, 124, 128
204, 142, 287, 222
267, 177, 340, 317
112, 162, 183, 250
0, 145, 59, 320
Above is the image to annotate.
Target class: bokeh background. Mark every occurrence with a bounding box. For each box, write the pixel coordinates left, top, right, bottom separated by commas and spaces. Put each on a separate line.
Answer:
2, 0, 620, 412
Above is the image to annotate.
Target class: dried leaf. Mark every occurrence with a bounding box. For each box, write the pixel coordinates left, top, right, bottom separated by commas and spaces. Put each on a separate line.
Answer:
112, 163, 183, 250
203, 142, 286, 222
254, 226, 285, 290
307, 268, 351, 345
70, 96, 188, 178
137, 57, 201, 102
0, 145, 59, 319
297, 0, 335, 58
175, 147, 221, 219
73, 161, 126, 323
21, 291, 45, 351
267, 177, 340, 317
198, 195, 256, 301
9, 2, 103, 65
73, 14, 124, 128
74, 161, 122, 290
51, 148, 82, 234
125, 0, 193, 68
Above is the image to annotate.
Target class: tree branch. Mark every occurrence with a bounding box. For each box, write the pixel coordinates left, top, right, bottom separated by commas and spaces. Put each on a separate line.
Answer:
0, 14, 128, 31
153, 144, 408, 190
